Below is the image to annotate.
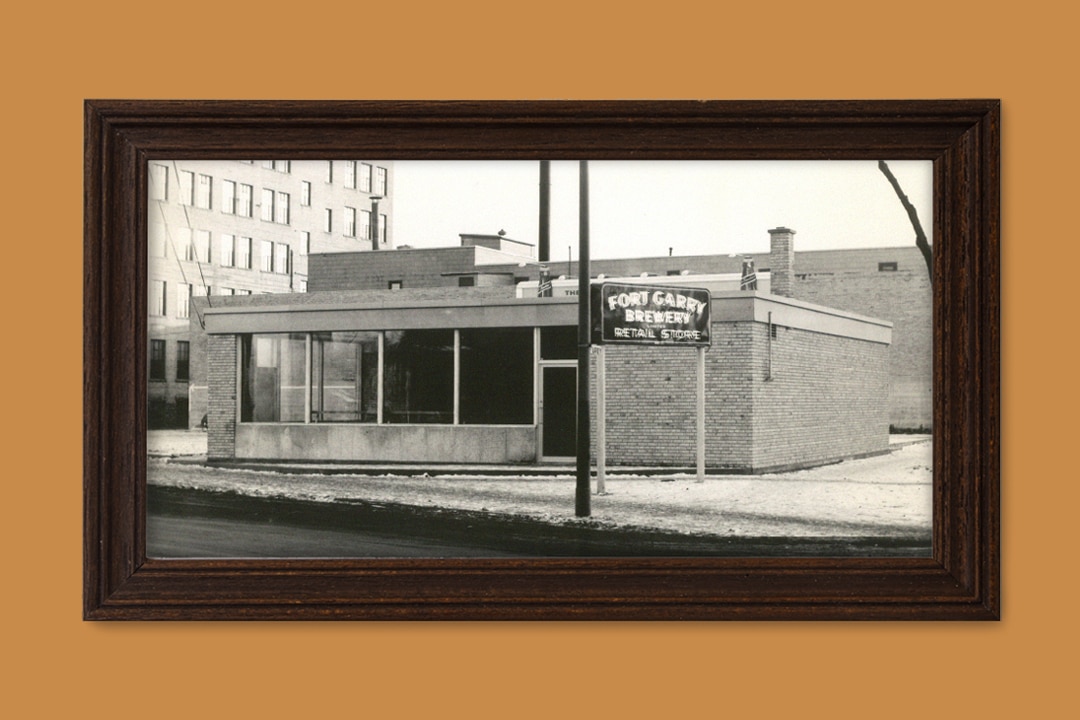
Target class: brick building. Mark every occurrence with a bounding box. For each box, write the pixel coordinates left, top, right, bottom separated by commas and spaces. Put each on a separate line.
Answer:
308, 229, 931, 430
194, 227, 895, 472
147, 159, 394, 428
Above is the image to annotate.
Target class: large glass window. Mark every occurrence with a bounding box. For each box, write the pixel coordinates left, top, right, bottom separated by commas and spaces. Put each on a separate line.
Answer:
540, 326, 577, 359
221, 180, 236, 214
149, 339, 166, 380
311, 332, 379, 423
459, 328, 533, 424
240, 334, 307, 422
382, 330, 453, 424
149, 163, 168, 200
176, 341, 190, 381
196, 174, 213, 209
238, 184, 253, 217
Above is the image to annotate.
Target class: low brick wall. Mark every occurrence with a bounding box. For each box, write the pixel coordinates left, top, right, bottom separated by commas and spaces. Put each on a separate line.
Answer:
206, 335, 237, 460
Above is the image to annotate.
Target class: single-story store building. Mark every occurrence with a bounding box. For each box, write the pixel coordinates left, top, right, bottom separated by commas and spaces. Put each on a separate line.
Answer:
196, 279, 893, 473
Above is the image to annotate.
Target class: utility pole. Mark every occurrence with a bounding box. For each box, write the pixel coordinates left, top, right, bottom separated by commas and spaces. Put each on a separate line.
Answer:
576, 160, 591, 517
538, 160, 550, 262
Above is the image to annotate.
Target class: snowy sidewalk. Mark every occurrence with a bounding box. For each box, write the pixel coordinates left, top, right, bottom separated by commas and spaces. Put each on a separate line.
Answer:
147, 432, 932, 539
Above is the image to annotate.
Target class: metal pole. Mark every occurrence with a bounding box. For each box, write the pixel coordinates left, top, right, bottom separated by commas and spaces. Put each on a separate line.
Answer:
576, 160, 591, 517
697, 345, 705, 483
538, 161, 550, 262
453, 330, 460, 425
597, 346, 606, 495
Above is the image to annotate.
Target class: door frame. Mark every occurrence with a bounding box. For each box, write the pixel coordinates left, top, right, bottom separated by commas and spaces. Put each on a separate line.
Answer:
537, 360, 577, 462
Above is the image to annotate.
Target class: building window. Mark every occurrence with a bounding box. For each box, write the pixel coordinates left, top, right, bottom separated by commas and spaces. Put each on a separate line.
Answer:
180, 227, 195, 261
240, 333, 308, 422
238, 237, 252, 269
325, 161, 333, 183
238, 184, 253, 217
273, 160, 291, 173
345, 161, 357, 189
218, 286, 234, 295
149, 163, 168, 201
360, 163, 372, 192
275, 191, 290, 225
176, 341, 190, 381
196, 174, 213, 209
310, 331, 380, 423
176, 283, 191, 319
388, 280, 402, 290
195, 230, 211, 263
274, 242, 290, 274
459, 328, 533, 424
299, 230, 310, 256
150, 280, 166, 317
360, 209, 372, 240
458, 276, 475, 287
344, 206, 356, 237
150, 339, 167, 381
878, 261, 899, 272
379, 213, 388, 244
540, 326, 577, 360
179, 170, 195, 206
300, 181, 311, 206
220, 233, 235, 267
260, 240, 273, 272
323, 208, 332, 233
375, 166, 388, 196
261, 189, 275, 221
297, 279, 307, 293
222, 180, 236, 214
383, 330, 454, 424
261, 160, 274, 170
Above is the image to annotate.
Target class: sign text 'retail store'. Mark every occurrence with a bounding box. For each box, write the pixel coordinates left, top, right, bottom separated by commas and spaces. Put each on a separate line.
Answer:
591, 283, 712, 346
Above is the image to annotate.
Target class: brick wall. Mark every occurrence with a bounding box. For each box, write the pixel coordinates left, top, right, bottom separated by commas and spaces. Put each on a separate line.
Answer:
795, 265, 931, 429
206, 335, 237, 460
750, 324, 889, 471
591, 321, 888, 471
308, 247, 480, 292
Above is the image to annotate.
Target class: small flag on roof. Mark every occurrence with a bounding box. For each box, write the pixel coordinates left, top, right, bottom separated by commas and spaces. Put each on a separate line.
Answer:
740, 257, 758, 290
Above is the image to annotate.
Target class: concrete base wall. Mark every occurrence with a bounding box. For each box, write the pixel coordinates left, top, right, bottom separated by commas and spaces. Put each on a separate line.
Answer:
235, 423, 537, 463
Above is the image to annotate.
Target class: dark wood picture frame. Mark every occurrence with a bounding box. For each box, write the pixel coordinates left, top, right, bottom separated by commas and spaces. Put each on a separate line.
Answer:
84, 100, 1000, 620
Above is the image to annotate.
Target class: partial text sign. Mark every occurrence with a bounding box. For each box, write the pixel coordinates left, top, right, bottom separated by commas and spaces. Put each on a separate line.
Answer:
590, 283, 711, 346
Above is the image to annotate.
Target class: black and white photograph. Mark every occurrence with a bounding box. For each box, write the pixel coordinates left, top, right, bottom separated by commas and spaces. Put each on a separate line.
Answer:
145, 157, 934, 559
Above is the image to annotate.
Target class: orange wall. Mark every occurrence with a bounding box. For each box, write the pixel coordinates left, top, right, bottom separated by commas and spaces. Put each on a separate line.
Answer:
4, 2, 1071, 718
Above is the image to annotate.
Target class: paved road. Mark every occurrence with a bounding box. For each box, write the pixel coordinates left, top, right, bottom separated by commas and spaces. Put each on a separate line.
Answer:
147, 486, 522, 558
147, 485, 931, 558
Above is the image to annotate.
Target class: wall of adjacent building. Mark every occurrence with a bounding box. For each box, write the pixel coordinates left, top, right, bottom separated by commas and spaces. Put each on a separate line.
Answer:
145, 159, 395, 429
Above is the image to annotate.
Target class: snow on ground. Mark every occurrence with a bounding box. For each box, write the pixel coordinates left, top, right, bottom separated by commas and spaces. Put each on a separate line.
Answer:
147, 430, 932, 539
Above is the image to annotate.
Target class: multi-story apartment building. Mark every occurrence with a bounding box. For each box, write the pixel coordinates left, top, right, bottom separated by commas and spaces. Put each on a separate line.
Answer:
148, 159, 394, 428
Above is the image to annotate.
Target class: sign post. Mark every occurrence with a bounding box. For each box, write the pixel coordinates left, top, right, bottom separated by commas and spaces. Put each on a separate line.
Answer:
590, 282, 712, 483
596, 345, 606, 495
697, 345, 706, 483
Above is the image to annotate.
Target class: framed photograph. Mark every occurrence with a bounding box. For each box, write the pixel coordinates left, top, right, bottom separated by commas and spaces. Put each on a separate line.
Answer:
84, 100, 999, 620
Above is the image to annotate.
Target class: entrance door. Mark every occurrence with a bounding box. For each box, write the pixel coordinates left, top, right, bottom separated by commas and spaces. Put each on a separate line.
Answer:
540, 365, 576, 460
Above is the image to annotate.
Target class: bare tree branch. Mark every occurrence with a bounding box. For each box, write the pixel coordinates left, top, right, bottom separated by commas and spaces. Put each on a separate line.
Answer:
878, 160, 932, 284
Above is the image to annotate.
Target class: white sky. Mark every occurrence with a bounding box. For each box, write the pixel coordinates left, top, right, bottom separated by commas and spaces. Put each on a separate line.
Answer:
392, 160, 932, 260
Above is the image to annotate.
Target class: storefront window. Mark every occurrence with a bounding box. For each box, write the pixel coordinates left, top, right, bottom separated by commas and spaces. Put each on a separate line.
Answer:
311, 332, 379, 423
382, 330, 453, 424
459, 328, 533, 424
540, 326, 577, 359
240, 333, 307, 422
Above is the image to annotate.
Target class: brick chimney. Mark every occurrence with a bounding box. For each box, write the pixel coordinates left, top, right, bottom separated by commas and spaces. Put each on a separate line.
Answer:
768, 227, 795, 297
